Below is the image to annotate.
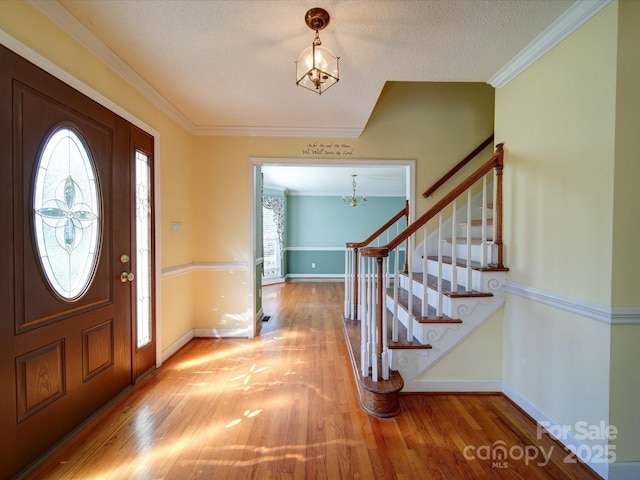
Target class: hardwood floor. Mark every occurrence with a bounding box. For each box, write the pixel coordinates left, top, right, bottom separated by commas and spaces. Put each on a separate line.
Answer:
26, 282, 600, 479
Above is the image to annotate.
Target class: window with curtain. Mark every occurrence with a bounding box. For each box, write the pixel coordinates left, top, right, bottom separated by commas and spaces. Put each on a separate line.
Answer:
262, 195, 284, 278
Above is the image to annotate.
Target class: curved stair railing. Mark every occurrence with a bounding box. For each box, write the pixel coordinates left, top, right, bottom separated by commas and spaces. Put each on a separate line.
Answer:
348, 143, 504, 416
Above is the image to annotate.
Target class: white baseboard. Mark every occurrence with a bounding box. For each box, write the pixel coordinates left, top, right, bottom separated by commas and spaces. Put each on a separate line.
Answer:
161, 326, 251, 363
503, 382, 619, 479
161, 329, 194, 363
194, 328, 249, 338
286, 274, 344, 282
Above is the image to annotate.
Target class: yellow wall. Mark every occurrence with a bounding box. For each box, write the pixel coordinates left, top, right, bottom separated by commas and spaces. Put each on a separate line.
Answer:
0, 1, 196, 352
424, 309, 503, 380
495, 0, 618, 452
497, 4, 617, 304
609, 0, 640, 462
612, 0, 640, 307
190, 83, 496, 343
497, 0, 639, 466
191, 81, 495, 262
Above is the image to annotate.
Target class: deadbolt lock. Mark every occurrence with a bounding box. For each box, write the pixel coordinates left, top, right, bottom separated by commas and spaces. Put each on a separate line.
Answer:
120, 271, 135, 283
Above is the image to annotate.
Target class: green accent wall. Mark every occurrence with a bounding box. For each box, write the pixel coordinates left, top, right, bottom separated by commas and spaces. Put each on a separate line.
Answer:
285, 195, 406, 275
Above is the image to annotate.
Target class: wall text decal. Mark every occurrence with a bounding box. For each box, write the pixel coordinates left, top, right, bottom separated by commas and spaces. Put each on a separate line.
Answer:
302, 142, 354, 156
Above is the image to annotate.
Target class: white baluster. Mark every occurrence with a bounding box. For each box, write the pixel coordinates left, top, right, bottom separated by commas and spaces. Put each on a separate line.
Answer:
385, 228, 391, 289
360, 254, 368, 376
421, 225, 428, 318
451, 199, 458, 294
392, 247, 399, 342
360, 256, 371, 377
381, 257, 389, 381
466, 188, 472, 292
437, 212, 443, 317
407, 235, 414, 341
370, 257, 379, 382
481, 175, 487, 267
344, 247, 350, 318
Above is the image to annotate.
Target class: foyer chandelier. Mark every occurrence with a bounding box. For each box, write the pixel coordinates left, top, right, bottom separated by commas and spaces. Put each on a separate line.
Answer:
342, 174, 366, 207
295, 8, 340, 95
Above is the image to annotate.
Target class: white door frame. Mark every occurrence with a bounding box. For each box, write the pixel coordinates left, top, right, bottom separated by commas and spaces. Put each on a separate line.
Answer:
248, 157, 415, 338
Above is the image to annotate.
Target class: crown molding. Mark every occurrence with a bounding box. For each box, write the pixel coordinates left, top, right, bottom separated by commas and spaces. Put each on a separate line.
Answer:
27, 0, 364, 139
28, 0, 194, 132
191, 124, 363, 138
488, 0, 612, 89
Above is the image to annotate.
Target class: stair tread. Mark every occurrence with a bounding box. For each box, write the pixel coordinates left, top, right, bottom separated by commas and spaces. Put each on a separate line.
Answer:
387, 287, 463, 324
426, 255, 510, 272
404, 272, 493, 298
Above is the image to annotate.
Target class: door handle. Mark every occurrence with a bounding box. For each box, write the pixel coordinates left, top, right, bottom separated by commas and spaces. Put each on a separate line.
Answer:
120, 271, 135, 283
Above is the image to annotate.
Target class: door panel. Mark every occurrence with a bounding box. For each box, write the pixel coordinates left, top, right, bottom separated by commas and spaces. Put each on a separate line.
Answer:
0, 44, 134, 478
16, 84, 114, 332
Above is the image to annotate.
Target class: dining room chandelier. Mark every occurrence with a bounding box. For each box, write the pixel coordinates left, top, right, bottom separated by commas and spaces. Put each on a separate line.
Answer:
343, 174, 366, 207
295, 8, 340, 95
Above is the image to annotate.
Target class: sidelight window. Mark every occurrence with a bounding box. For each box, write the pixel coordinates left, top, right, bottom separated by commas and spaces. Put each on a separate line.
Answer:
135, 150, 152, 348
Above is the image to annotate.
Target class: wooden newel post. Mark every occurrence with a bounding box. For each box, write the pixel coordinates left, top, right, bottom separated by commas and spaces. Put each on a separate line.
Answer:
492, 143, 504, 269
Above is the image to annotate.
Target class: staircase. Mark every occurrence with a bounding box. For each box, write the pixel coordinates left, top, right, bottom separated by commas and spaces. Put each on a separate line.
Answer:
343, 142, 506, 417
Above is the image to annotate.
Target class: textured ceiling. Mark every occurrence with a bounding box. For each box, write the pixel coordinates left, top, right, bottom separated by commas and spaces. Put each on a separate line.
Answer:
51, 0, 577, 136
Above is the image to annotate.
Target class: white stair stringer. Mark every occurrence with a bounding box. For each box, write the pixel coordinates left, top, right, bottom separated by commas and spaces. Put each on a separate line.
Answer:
388, 273, 506, 393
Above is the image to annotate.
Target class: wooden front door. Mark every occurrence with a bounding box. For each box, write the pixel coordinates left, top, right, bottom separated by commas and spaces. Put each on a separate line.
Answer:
0, 45, 136, 477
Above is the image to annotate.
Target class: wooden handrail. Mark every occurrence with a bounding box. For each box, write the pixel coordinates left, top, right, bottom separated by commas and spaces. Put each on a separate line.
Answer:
346, 200, 409, 249
364, 143, 504, 262
422, 134, 494, 198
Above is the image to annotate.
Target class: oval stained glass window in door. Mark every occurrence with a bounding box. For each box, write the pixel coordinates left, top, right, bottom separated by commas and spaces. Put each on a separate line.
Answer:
33, 127, 101, 300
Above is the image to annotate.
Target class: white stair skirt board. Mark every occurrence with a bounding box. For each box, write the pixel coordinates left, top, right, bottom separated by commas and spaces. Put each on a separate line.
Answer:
389, 291, 505, 389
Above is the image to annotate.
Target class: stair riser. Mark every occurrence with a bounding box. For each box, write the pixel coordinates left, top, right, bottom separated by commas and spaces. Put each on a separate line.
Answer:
441, 242, 496, 265
460, 224, 493, 239
387, 301, 459, 345
397, 275, 455, 317
426, 261, 507, 292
